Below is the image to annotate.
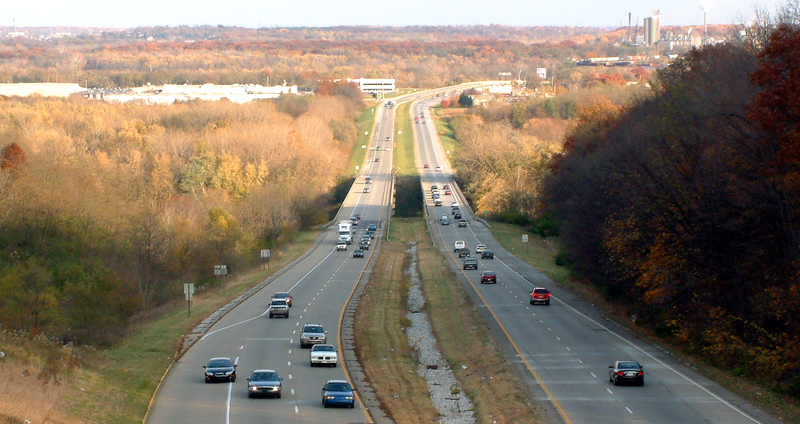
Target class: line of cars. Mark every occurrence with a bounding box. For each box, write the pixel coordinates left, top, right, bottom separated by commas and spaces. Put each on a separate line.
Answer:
204, 298, 355, 407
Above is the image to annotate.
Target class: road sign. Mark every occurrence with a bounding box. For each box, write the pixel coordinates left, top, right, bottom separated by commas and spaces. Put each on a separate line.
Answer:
522, 235, 529, 243
184, 283, 194, 316
261, 249, 271, 258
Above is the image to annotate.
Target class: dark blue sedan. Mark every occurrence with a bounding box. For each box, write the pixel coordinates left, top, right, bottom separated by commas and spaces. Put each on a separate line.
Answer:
321, 379, 355, 408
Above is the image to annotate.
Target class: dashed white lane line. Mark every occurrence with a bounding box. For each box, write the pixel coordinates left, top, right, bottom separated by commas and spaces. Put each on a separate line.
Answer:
590, 372, 597, 378
303, 309, 308, 312
291, 388, 295, 395
556, 337, 561, 341
548, 328, 552, 332
577, 359, 583, 364
288, 361, 292, 367
566, 347, 571, 352
288, 349, 292, 355
607, 388, 613, 394
289, 373, 293, 379
240, 345, 244, 350
295, 405, 299, 413
625, 407, 633, 414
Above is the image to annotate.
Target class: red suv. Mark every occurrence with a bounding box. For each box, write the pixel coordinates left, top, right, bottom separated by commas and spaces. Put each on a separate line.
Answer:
480, 271, 497, 284
530, 288, 550, 305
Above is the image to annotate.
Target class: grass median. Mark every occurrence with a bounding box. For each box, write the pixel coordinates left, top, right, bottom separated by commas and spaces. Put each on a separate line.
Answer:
354, 219, 544, 423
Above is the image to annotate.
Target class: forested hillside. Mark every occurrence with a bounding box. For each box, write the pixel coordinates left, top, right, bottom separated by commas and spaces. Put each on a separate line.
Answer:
543, 29, 800, 398
0, 90, 362, 346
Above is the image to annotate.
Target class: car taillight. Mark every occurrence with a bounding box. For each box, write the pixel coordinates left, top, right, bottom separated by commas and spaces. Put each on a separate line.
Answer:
617, 371, 624, 376
638, 371, 644, 376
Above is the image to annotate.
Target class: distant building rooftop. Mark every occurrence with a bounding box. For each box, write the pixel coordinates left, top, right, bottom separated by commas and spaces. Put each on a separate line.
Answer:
0, 83, 85, 98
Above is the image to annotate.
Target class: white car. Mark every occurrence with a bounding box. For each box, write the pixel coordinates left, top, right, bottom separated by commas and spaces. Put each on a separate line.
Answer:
451, 202, 458, 208
435, 166, 443, 171
454, 240, 466, 252
310, 344, 338, 367
336, 242, 347, 251
475, 244, 487, 254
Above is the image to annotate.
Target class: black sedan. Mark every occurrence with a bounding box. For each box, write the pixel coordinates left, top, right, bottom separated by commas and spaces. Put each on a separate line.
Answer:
204, 357, 236, 383
608, 361, 644, 386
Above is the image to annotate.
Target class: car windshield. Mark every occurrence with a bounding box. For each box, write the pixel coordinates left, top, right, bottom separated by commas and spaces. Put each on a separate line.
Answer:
618, 362, 640, 370
208, 359, 232, 368
484, 272, 495, 276
274, 293, 289, 299
326, 382, 351, 392
533, 288, 548, 294
252, 372, 278, 381
305, 326, 323, 333
271, 300, 287, 305
313, 345, 335, 352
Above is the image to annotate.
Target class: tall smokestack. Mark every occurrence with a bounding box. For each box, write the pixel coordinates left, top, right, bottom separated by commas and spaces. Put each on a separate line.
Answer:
628, 13, 632, 42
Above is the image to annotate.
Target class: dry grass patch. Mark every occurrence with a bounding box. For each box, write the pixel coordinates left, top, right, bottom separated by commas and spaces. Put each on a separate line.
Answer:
354, 220, 438, 423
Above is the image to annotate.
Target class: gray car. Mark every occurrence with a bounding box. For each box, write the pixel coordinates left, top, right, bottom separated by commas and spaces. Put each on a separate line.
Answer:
300, 324, 327, 348
247, 369, 282, 398
268, 299, 290, 318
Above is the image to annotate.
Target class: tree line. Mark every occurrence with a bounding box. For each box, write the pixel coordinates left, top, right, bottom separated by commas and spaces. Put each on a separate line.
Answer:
543, 27, 800, 398
0, 88, 363, 346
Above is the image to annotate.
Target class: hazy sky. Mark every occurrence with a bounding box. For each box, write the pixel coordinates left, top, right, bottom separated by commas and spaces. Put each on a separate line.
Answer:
6, 0, 783, 29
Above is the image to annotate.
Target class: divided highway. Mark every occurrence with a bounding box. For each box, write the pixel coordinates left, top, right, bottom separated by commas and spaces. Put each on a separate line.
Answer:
411, 96, 781, 424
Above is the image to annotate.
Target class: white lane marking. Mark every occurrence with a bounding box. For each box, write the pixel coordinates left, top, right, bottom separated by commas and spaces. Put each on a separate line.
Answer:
240, 345, 244, 350
590, 372, 597, 378
626, 407, 633, 414
287, 247, 336, 292
288, 361, 291, 367
291, 388, 295, 395
292, 330, 297, 334
288, 349, 292, 355
289, 373, 293, 379
201, 310, 269, 340
246, 337, 292, 341
299, 315, 303, 319
294, 406, 299, 414
566, 347, 571, 352
226, 379, 234, 424
235, 357, 239, 365
295, 322, 299, 326
607, 388, 613, 394
577, 359, 583, 364
556, 337, 561, 341
548, 328, 552, 332
304, 309, 308, 312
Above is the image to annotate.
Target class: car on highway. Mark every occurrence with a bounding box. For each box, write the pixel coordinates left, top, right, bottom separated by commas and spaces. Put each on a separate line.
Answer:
353, 213, 362, 220
462, 258, 478, 270
271, 291, 292, 307
361, 235, 371, 245
363, 187, 370, 193
300, 324, 328, 348
445, 190, 452, 195
268, 299, 290, 318
440, 216, 450, 225
431, 185, 438, 190
481, 249, 494, 259
366, 229, 375, 238
359, 241, 370, 251
454, 212, 462, 219
310, 344, 338, 367
608, 361, 644, 386
424, 164, 429, 168
386, 136, 391, 141
443, 184, 450, 190
434, 199, 443, 207
375, 157, 380, 162
475, 244, 487, 254
452, 208, 460, 215
457, 248, 470, 258
204, 357, 236, 383
336, 242, 347, 251
365, 177, 372, 184
458, 219, 468, 227
322, 380, 355, 408
350, 217, 358, 226
385, 147, 390, 151
451, 202, 458, 208
352, 249, 364, 258
529, 287, 551, 305
480, 271, 497, 284
435, 166, 442, 171
247, 369, 282, 398
453, 240, 466, 252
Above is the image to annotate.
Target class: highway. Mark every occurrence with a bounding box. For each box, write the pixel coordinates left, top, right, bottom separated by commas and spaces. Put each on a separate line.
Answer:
145, 100, 399, 424
411, 96, 782, 424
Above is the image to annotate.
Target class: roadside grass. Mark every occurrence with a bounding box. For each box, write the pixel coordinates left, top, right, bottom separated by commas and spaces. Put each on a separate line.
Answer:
345, 107, 376, 175
354, 218, 544, 423
486, 220, 800, 424
431, 106, 460, 158
1, 230, 318, 424
394, 102, 417, 176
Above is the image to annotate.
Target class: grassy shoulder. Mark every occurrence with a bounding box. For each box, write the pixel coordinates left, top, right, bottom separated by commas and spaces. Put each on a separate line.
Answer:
486, 220, 800, 424
354, 219, 543, 423
1, 230, 318, 424
431, 106, 461, 158
394, 102, 417, 175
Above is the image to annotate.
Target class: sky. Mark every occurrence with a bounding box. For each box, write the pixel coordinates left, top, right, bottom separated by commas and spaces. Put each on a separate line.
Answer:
6, 0, 784, 29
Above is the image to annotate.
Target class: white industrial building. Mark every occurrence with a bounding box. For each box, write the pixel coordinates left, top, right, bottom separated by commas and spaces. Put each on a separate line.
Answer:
348, 78, 395, 94
103, 83, 298, 104
0, 83, 85, 98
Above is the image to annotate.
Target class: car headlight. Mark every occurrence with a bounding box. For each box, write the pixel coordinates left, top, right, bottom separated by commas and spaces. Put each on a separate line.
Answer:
325, 395, 335, 400
249, 385, 257, 391
206, 372, 213, 376
345, 396, 353, 400
225, 371, 233, 375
